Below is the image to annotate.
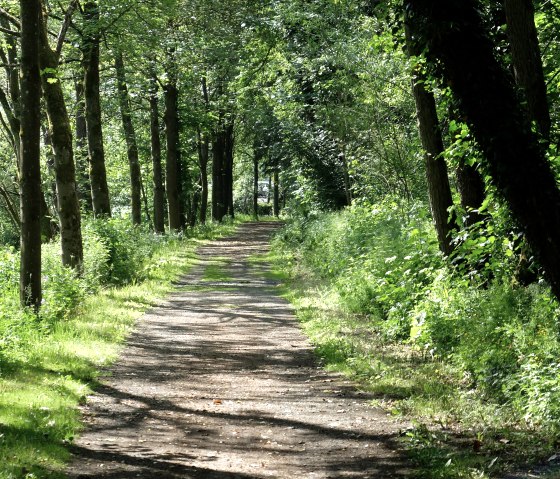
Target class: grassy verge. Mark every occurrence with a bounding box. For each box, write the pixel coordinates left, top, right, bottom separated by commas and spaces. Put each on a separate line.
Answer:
0, 219, 244, 479
267, 232, 560, 479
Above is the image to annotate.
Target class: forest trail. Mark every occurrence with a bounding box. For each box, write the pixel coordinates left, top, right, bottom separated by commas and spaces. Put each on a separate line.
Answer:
66, 222, 411, 479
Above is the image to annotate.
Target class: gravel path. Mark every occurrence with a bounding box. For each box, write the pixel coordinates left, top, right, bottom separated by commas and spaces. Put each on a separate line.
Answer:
66, 222, 411, 479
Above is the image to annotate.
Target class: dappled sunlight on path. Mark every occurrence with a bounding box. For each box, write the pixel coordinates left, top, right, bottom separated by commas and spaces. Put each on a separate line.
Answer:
66, 222, 410, 478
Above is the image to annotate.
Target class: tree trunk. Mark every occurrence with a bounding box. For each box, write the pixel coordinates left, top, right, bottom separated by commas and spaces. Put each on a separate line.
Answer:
197, 131, 209, 224
224, 123, 235, 218
456, 159, 486, 227
504, 0, 550, 139
114, 50, 142, 225
164, 81, 181, 231
212, 129, 227, 222
273, 168, 280, 217
149, 72, 165, 233
405, 0, 560, 301
405, 23, 456, 256
75, 79, 93, 211
253, 149, 260, 220
82, 0, 111, 217
39, 4, 83, 269
19, 0, 42, 310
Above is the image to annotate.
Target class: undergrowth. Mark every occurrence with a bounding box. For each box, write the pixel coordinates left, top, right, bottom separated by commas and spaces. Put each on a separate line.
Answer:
0, 216, 246, 479
271, 200, 560, 479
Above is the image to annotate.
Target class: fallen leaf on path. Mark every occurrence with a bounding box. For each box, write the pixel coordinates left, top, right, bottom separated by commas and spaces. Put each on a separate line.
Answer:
213, 399, 223, 405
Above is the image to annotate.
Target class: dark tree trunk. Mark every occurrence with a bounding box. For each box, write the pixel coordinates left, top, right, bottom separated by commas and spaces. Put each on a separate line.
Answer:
164, 81, 181, 231
273, 168, 280, 217
114, 50, 142, 225
74, 79, 93, 211
224, 123, 235, 218
19, 0, 42, 310
456, 159, 486, 227
253, 149, 260, 220
149, 72, 165, 233
197, 131, 209, 224
82, 0, 110, 217
39, 5, 83, 269
504, 0, 550, 139
405, 0, 560, 301
405, 23, 456, 256
212, 131, 226, 222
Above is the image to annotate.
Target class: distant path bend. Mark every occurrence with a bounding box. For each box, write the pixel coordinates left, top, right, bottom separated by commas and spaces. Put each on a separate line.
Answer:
67, 221, 411, 479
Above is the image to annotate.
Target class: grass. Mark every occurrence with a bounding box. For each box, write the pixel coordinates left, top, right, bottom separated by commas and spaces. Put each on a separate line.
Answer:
0, 218, 244, 479
202, 256, 232, 282
266, 241, 560, 479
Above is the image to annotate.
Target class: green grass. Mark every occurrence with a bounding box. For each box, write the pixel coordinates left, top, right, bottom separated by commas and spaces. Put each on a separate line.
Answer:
0, 219, 244, 479
202, 256, 231, 282
267, 241, 559, 479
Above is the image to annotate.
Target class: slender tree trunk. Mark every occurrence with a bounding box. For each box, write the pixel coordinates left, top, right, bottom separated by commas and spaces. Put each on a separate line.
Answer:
405, 23, 456, 256
114, 50, 142, 225
0, 184, 20, 230
39, 4, 83, 269
197, 131, 209, 224
82, 0, 110, 217
75, 79, 93, 211
405, 0, 560, 300
224, 122, 235, 218
212, 129, 226, 221
149, 72, 165, 233
164, 81, 181, 230
273, 168, 280, 217
456, 159, 486, 227
253, 149, 260, 220
19, 0, 42, 310
339, 143, 352, 207
504, 0, 550, 139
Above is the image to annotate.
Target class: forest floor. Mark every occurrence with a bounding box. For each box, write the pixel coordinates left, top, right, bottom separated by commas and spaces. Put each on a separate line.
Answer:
65, 221, 411, 479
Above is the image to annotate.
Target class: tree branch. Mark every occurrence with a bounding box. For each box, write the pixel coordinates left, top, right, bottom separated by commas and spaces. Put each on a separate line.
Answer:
0, 7, 20, 29
56, 0, 79, 59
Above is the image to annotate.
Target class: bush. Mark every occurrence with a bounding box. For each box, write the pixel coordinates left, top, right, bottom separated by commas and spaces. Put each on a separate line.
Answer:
275, 199, 560, 431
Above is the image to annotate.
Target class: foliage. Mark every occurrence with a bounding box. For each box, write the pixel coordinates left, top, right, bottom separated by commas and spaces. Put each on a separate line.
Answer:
273, 202, 560, 476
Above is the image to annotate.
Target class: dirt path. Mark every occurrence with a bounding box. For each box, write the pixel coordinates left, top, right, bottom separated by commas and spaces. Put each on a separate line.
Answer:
67, 222, 411, 479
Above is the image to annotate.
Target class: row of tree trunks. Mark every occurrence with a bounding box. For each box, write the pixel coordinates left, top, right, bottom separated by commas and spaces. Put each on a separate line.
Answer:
114, 49, 142, 225
404, 0, 560, 301
211, 121, 234, 222
197, 131, 209, 224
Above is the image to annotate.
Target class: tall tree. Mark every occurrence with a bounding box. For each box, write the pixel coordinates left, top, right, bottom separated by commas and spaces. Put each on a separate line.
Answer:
82, 0, 111, 217
149, 69, 165, 233
164, 71, 181, 231
404, 0, 560, 300
405, 23, 456, 255
504, 0, 550, 139
19, 0, 42, 309
38, 0, 83, 269
114, 49, 142, 225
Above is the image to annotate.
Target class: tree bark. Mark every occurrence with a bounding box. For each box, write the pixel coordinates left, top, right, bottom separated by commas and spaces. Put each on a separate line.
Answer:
224, 122, 235, 218
149, 73, 165, 233
82, 0, 111, 217
39, 3, 83, 269
212, 129, 227, 222
75, 79, 93, 211
114, 50, 142, 225
405, 23, 456, 256
164, 81, 181, 231
405, 0, 560, 300
197, 131, 209, 224
504, 0, 550, 139
19, 0, 42, 310
273, 168, 280, 217
253, 148, 260, 220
